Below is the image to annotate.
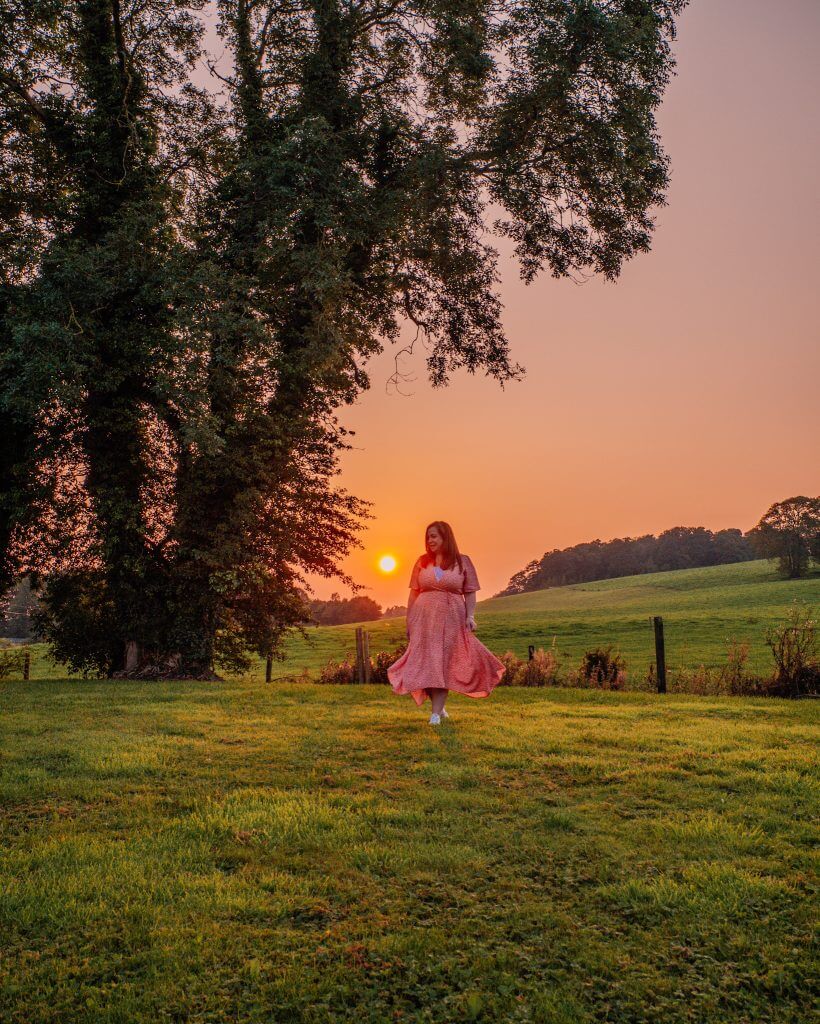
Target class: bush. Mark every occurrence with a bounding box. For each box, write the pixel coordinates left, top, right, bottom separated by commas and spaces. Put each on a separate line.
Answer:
669, 663, 722, 696
720, 639, 751, 694
496, 643, 561, 687
0, 641, 25, 680
516, 644, 561, 687
370, 642, 407, 684
316, 655, 357, 685
717, 639, 771, 696
765, 602, 819, 697
497, 650, 523, 686
575, 646, 626, 689
316, 641, 408, 685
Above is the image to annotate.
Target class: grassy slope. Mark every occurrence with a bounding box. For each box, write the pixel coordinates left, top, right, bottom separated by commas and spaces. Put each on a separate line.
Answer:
0, 679, 816, 1023
15, 560, 820, 685
271, 559, 820, 683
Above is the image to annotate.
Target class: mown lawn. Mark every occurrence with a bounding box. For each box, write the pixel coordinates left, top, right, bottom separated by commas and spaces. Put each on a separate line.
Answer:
0, 678, 817, 1023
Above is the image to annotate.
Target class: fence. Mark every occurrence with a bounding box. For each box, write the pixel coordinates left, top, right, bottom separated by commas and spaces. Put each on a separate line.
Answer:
296, 617, 671, 693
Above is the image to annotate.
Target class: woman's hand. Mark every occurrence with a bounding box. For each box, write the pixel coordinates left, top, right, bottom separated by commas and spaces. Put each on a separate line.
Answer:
466, 615, 477, 632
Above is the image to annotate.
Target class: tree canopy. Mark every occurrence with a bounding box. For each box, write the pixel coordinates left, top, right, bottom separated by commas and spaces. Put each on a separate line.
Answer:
1, 0, 687, 676
500, 526, 754, 595
747, 497, 820, 580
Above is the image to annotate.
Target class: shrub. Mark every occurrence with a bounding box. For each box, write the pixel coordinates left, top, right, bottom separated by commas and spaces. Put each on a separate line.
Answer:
370, 643, 407, 684
516, 644, 561, 687
765, 602, 819, 697
495, 644, 561, 687
716, 639, 770, 696
0, 641, 25, 680
670, 663, 721, 696
719, 640, 751, 694
575, 646, 626, 689
497, 650, 523, 686
316, 641, 408, 685
316, 655, 357, 685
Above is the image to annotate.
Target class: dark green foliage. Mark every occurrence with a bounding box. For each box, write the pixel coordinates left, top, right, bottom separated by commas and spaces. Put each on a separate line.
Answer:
747, 496, 820, 580
33, 571, 123, 678
0, 1, 210, 674
501, 525, 755, 594
308, 594, 383, 625
578, 645, 626, 688
1, 0, 687, 676
764, 602, 819, 698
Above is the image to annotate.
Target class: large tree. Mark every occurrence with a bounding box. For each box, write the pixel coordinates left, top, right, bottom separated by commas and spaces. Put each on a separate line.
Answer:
170, 0, 686, 666
0, 0, 212, 673
747, 496, 820, 579
1, 1, 373, 676
1, 0, 688, 676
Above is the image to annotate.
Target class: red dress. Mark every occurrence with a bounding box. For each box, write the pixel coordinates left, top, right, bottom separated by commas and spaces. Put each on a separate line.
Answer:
387, 554, 505, 706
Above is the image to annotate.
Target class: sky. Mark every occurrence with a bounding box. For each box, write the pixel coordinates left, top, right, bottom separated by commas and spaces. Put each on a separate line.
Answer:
205, 1, 820, 606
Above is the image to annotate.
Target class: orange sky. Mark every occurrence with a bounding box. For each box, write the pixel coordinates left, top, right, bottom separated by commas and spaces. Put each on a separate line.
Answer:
196, 2, 820, 606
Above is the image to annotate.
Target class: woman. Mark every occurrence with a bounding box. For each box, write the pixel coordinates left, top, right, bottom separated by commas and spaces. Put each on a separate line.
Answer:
387, 521, 505, 725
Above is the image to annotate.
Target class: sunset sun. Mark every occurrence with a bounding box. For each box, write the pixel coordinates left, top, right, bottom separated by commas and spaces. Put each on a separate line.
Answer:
378, 555, 397, 574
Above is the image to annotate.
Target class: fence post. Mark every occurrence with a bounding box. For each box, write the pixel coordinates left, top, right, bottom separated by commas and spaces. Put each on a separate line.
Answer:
23, 649, 30, 681
265, 655, 272, 683
652, 616, 667, 693
363, 630, 372, 684
355, 627, 365, 684
528, 644, 535, 661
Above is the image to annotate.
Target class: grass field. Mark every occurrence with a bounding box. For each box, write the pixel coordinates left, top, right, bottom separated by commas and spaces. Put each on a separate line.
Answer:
0, 677, 817, 1023
265, 559, 820, 685
12, 560, 820, 687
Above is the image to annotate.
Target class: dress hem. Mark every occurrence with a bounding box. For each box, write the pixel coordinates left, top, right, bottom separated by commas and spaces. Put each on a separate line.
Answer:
389, 669, 504, 705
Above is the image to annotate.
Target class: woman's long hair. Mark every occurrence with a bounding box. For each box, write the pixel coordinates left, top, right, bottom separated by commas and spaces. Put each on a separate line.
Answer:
421, 521, 463, 574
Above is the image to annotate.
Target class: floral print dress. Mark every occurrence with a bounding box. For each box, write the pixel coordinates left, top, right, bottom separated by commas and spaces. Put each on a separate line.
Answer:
387, 554, 505, 706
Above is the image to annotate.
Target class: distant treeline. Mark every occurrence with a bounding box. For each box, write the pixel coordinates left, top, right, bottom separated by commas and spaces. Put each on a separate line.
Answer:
498, 527, 754, 596
305, 594, 383, 626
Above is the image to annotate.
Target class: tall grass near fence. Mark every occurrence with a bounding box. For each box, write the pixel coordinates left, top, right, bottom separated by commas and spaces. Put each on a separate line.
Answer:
6, 561, 820, 690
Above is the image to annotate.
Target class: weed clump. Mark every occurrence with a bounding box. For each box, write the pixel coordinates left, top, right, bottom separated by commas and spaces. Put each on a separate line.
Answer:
497, 641, 561, 686
574, 646, 627, 690
765, 602, 819, 697
316, 641, 408, 685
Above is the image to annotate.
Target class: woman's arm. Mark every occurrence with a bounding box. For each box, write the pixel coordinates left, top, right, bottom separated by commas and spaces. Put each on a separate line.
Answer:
406, 588, 418, 637
405, 557, 421, 636
464, 591, 477, 630
462, 556, 480, 631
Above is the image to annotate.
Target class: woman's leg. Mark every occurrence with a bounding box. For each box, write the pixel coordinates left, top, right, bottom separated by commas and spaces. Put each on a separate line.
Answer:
429, 687, 448, 714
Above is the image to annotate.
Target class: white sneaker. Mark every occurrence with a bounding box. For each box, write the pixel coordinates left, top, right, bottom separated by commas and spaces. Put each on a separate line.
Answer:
441, 708, 449, 719
429, 713, 441, 726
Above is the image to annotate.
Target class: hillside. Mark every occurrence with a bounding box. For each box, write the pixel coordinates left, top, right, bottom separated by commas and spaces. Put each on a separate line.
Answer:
269, 559, 820, 683
496, 526, 755, 596
16, 560, 820, 685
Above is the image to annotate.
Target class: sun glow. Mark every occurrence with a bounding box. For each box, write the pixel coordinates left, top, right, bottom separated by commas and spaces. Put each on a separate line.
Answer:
378, 554, 397, 574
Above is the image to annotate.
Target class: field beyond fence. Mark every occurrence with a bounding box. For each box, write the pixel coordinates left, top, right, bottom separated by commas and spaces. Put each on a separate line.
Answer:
275, 561, 820, 696
2, 561, 819, 696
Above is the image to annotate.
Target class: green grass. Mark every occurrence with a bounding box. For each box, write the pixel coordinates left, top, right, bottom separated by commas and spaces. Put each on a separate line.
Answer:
1, 677, 817, 1022
13, 560, 820, 686
271, 559, 820, 684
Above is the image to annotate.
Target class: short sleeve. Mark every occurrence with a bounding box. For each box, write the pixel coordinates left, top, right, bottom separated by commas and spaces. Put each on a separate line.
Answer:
461, 555, 480, 594
408, 557, 421, 591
